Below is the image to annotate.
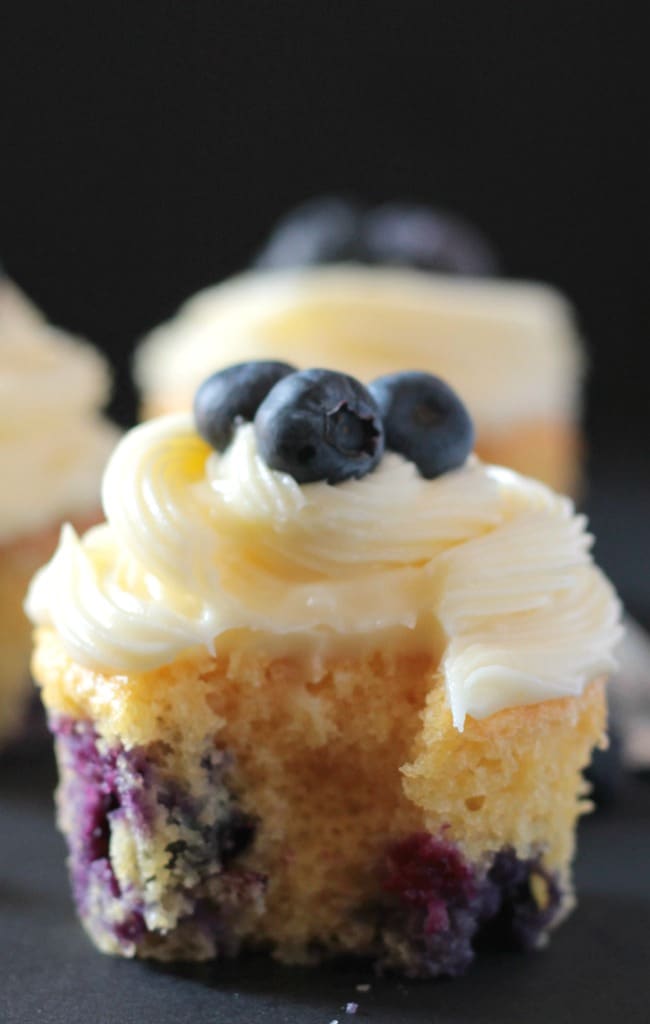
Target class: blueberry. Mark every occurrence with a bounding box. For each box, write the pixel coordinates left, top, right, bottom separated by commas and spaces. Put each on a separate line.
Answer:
217, 809, 257, 866
254, 368, 384, 484
363, 203, 498, 275
194, 360, 296, 452
254, 197, 364, 269
481, 849, 562, 952
369, 372, 474, 478
254, 196, 498, 275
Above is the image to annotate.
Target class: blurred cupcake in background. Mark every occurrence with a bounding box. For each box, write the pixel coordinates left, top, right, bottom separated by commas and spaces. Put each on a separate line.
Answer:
135, 198, 584, 495
0, 268, 119, 749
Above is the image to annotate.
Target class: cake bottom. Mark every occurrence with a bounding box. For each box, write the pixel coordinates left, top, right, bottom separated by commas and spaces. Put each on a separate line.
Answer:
0, 512, 99, 749
52, 714, 566, 976
37, 634, 606, 978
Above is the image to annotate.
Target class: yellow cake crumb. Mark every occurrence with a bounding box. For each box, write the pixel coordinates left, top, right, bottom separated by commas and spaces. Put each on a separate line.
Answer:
34, 626, 605, 962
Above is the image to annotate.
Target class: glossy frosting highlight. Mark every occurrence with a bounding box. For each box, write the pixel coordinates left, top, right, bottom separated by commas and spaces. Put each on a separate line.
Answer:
26, 413, 621, 729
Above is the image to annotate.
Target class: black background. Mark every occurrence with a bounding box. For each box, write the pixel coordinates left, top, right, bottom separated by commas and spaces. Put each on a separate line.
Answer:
2, 10, 650, 1019
2, 1, 648, 447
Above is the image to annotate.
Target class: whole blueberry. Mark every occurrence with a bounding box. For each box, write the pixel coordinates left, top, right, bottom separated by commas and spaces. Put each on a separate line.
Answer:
194, 360, 296, 451
254, 368, 384, 484
369, 372, 474, 478
362, 203, 498, 275
254, 197, 365, 268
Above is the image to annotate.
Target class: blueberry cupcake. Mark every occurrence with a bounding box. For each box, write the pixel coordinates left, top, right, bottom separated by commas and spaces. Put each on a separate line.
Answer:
135, 199, 584, 494
0, 271, 118, 748
26, 362, 620, 976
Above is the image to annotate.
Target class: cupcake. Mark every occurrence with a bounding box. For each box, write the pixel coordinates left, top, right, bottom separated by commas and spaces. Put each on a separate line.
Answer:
0, 271, 118, 748
26, 361, 620, 977
135, 200, 584, 494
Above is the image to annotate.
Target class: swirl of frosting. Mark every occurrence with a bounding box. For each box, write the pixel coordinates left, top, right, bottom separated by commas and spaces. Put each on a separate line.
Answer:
135, 266, 584, 429
0, 278, 119, 541
27, 412, 621, 729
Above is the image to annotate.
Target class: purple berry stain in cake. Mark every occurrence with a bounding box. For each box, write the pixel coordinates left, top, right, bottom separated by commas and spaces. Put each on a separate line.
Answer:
51, 716, 262, 957
481, 848, 562, 952
384, 832, 477, 935
52, 716, 148, 948
379, 832, 563, 977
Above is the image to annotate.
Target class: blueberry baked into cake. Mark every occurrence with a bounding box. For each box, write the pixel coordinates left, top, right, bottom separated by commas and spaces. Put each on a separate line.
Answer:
27, 360, 620, 976
135, 199, 584, 494
0, 269, 118, 749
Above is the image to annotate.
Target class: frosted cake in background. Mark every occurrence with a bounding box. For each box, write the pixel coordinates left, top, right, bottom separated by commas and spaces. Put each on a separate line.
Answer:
135, 199, 584, 495
0, 269, 119, 748
26, 361, 620, 975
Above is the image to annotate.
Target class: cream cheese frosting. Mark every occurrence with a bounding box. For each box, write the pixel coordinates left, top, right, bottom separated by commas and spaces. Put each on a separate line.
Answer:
135, 266, 584, 431
26, 412, 621, 730
0, 277, 119, 542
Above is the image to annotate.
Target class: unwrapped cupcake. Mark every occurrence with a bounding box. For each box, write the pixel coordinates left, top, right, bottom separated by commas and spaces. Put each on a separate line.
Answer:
135, 200, 584, 495
26, 360, 620, 977
0, 270, 118, 748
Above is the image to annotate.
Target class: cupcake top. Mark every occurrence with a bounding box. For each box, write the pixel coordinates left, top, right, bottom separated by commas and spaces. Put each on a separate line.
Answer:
135, 266, 583, 430
0, 275, 119, 542
27, 363, 621, 731
136, 198, 582, 429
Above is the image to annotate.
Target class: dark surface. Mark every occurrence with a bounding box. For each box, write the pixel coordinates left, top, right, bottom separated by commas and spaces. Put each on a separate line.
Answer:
1, 748, 649, 1024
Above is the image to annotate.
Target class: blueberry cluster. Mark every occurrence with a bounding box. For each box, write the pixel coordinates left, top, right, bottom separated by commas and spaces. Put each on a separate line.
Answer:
379, 833, 562, 978
194, 361, 474, 484
255, 197, 498, 276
